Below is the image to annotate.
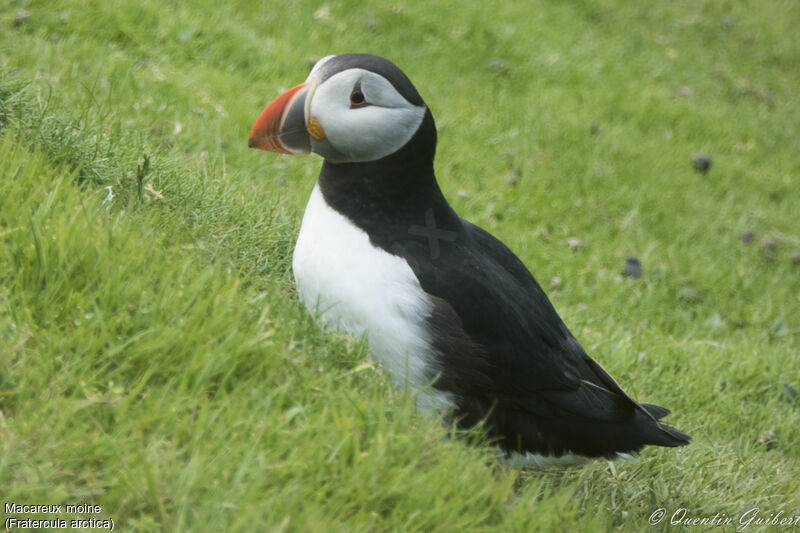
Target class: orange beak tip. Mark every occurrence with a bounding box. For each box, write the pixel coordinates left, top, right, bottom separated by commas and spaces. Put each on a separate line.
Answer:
248, 82, 308, 155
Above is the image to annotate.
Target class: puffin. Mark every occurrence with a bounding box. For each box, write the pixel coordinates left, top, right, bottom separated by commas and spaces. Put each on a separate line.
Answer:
248, 54, 690, 466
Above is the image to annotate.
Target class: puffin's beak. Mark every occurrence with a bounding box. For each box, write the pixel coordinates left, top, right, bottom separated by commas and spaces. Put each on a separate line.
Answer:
248, 82, 311, 154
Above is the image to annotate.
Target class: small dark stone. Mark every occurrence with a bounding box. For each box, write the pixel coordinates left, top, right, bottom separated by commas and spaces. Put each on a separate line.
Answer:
504, 171, 520, 187
760, 238, 777, 261
738, 230, 755, 243
791, 250, 800, 266
622, 257, 643, 279
364, 16, 380, 32
783, 383, 798, 402
692, 153, 712, 174
758, 430, 777, 449
13, 9, 31, 27
679, 286, 702, 304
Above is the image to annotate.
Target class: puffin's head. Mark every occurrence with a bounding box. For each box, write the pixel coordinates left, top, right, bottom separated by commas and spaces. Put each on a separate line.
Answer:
248, 54, 430, 164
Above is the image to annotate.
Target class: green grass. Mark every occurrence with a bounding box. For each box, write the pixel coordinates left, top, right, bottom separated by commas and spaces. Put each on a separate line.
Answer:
1, 0, 799, 530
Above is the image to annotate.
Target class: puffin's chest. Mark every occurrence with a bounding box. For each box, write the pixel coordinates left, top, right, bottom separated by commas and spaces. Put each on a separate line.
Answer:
291, 186, 442, 394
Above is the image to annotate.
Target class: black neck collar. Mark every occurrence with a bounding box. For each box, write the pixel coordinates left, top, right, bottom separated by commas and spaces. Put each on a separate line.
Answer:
316, 108, 462, 252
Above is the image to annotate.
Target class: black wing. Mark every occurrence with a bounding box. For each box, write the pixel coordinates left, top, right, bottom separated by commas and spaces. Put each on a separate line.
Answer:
401, 219, 690, 458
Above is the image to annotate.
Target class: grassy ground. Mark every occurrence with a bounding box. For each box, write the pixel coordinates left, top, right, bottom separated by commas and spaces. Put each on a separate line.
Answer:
1, 0, 799, 530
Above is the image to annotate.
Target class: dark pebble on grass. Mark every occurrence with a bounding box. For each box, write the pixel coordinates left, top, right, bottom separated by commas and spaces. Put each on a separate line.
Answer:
739, 230, 755, 243
783, 383, 798, 402
760, 238, 777, 261
14, 9, 31, 26
791, 250, 800, 266
679, 286, 702, 304
692, 153, 712, 174
758, 430, 777, 449
365, 16, 381, 32
622, 257, 643, 278
504, 171, 520, 187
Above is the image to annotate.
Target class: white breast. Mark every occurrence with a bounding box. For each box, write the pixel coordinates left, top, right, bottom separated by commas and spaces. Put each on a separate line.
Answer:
292, 185, 454, 410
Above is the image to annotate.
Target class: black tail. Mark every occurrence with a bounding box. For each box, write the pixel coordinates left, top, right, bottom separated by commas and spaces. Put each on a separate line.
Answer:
457, 396, 691, 459
638, 403, 691, 447
640, 402, 671, 419
650, 420, 691, 447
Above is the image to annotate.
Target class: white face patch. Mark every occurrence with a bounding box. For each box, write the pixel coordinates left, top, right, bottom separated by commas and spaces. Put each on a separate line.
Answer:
307, 68, 426, 163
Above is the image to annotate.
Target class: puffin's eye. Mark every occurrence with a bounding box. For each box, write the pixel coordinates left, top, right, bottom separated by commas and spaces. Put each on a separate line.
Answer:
350, 84, 367, 107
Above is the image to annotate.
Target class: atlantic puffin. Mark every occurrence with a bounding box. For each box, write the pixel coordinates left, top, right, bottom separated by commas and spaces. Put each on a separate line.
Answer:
248, 54, 690, 466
